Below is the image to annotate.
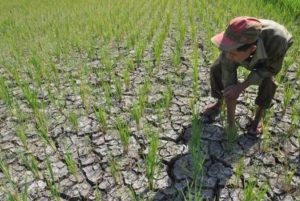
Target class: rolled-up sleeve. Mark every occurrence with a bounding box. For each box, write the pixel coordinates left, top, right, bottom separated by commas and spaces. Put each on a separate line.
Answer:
246, 54, 285, 86
220, 52, 238, 88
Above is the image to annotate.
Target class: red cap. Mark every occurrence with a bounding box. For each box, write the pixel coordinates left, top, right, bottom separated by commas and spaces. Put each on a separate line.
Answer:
211, 16, 262, 51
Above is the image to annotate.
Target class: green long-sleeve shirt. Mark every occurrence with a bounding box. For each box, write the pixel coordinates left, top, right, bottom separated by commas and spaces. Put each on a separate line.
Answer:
221, 19, 293, 88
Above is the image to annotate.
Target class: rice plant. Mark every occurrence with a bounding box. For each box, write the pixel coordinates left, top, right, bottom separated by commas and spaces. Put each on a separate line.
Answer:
94, 107, 108, 132
145, 126, 160, 190
123, 68, 130, 91
0, 76, 13, 108
172, 1, 185, 69
282, 83, 293, 115
234, 158, 245, 186
29, 51, 44, 87
242, 177, 269, 201
135, 39, 146, 64
288, 104, 300, 135
79, 82, 91, 111
63, 149, 79, 181
130, 103, 143, 130
68, 111, 79, 131
115, 117, 131, 153
15, 125, 28, 150
95, 184, 102, 201
189, 116, 204, 179
0, 155, 14, 185
35, 110, 56, 150
191, 45, 199, 98
102, 82, 112, 108
113, 75, 123, 102
21, 83, 40, 111
137, 80, 151, 115
108, 156, 120, 184
283, 168, 295, 192
21, 177, 29, 201
161, 80, 173, 114
45, 156, 60, 201
17, 151, 41, 180
128, 185, 142, 201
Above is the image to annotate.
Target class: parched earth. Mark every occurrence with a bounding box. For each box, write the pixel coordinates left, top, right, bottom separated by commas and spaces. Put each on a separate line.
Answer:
0, 29, 300, 201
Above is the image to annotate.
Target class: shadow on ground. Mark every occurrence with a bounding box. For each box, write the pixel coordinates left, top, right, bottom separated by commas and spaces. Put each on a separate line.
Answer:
152, 114, 261, 201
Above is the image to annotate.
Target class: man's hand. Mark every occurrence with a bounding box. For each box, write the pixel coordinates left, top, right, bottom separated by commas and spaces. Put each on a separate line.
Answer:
223, 84, 244, 100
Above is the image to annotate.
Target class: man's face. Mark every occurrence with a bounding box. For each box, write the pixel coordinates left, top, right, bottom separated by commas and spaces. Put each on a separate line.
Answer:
225, 46, 257, 63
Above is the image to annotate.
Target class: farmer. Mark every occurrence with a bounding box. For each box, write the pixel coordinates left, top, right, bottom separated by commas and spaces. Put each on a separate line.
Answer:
204, 16, 293, 135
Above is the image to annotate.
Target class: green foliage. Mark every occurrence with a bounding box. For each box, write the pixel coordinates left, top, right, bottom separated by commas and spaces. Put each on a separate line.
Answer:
94, 107, 108, 132
63, 149, 79, 181
0, 76, 13, 108
145, 126, 160, 190
115, 117, 131, 153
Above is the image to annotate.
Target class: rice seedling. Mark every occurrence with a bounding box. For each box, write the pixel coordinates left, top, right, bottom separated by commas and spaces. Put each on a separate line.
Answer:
5, 190, 20, 201
283, 168, 296, 192
94, 107, 108, 132
17, 151, 41, 180
130, 103, 143, 130
153, 37, 164, 68
21, 177, 29, 201
182, 181, 203, 201
0, 155, 14, 186
188, 116, 204, 179
122, 68, 130, 91
137, 79, 151, 115
63, 149, 79, 182
128, 185, 142, 201
35, 110, 56, 150
145, 62, 154, 77
145, 126, 160, 190
191, 45, 199, 98
21, 83, 40, 111
234, 158, 245, 186
152, 7, 172, 68
126, 59, 135, 72
190, 97, 200, 118
282, 83, 293, 115
45, 156, 60, 201
68, 111, 79, 131
0, 75, 13, 109
102, 82, 112, 108
108, 156, 120, 184
259, 108, 274, 152
15, 125, 28, 150
29, 51, 44, 87
113, 75, 123, 103
162, 80, 173, 114
94, 185, 102, 201
79, 82, 91, 111
242, 177, 269, 201
115, 117, 131, 153
288, 104, 300, 135
135, 39, 146, 64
